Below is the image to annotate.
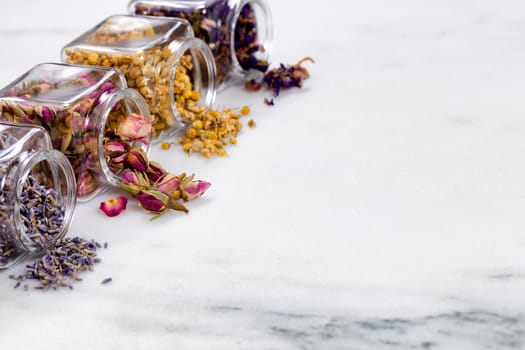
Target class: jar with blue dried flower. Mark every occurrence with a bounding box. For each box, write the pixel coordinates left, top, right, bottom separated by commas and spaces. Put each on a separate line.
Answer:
0, 63, 151, 201
0, 122, 76, 269
62, 15, 217, 140
129, 0, 273, 88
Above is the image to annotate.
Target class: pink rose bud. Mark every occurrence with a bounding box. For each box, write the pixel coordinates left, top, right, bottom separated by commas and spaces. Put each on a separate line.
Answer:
121, 170, 139, 186
146, 162, 167, 182
125, 148, 148, 172
181, 180, 211, 201
41, 106, 52, 123
117, 113, 151, 144
99, 196, 128, 217
157, 173, 181, 195
137, 193, 167, 213
77, 171, 98, 197
105, 140, 127, 164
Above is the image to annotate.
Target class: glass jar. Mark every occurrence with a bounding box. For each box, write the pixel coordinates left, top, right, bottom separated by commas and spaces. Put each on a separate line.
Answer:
0, 63, 151, 201
62, 14, 217, 140
129, 0, 273, 88
0, 122, 76, 269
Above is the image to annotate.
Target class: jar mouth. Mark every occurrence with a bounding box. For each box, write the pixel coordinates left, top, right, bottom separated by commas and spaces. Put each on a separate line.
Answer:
163, 37, 216, 141
231, 0, 273, 78
95, 88, 151, 191
13, 150, 76, 253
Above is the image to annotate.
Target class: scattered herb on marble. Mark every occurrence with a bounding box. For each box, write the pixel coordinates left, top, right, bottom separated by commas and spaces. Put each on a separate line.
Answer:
161, 141, 171, 150
116, 159, 211, 219
100, 112, 212, 217
134, 2, 269, 86
10, 236, 102, 291
99, 196, 128, 217
177, 106, 247, 158
245, 57, 315, 104
168, 55, 251, 158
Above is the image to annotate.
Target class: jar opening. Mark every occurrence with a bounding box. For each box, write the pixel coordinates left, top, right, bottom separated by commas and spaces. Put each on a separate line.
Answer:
231, 0, 273, 77
13, 151, 76, 253
93, 88, 151, 194
164, 38, 216, 140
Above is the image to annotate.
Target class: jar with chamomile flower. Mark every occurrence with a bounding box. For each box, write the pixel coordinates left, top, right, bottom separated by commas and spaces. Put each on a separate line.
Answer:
62, 14, 217, 140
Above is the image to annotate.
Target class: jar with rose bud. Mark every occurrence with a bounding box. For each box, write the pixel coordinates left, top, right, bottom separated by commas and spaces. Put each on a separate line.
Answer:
0, 63, 152, 201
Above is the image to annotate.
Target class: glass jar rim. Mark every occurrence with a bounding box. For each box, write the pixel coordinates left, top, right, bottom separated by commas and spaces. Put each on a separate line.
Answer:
230, 0, 274, 76
13, 148, 77, 253
163, 37, 216, 140
94, 87, 152, 190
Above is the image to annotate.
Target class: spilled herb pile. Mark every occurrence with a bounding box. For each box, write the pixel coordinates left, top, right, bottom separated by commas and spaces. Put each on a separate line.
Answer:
10, 236, 106, 291
245, 57, 315, 105
100, 153, 210, 219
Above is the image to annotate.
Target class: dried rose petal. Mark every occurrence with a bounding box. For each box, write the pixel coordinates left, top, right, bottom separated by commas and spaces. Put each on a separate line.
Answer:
181, 180, 211, 201
99, 196, 128, 217
116, 113, 151, 144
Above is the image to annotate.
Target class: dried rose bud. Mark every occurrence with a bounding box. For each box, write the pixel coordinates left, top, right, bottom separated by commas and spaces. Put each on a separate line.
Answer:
167, 199, 189, 214
181, 180, 211, 201
29, 81, 53, 95
77, 171, 98, 197
99, 196, 128, 217
116, 113, 151, 144
105, 140, 127, 164
35, 105, 53, 123
157, 173, 181, 195
137, 192, 167, 213
125, 148, 148, 172
121, 170, 139, 186
146, 162, 166, 182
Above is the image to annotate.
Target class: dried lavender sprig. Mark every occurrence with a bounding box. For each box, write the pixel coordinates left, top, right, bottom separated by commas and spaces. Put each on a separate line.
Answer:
10, 236, 102, 291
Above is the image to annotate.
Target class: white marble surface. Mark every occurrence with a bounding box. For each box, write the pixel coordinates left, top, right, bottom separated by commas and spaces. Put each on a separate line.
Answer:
1, 0, 525, 349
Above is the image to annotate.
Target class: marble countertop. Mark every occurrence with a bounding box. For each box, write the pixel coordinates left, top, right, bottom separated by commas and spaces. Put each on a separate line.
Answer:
1, 0, 524, 349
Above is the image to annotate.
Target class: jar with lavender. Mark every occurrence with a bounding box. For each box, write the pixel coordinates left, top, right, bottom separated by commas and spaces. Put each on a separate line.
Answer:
62, 15, 216, 140
0, 63, 151, 201
129, 0, 273, 88
0, 122, 76, 269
